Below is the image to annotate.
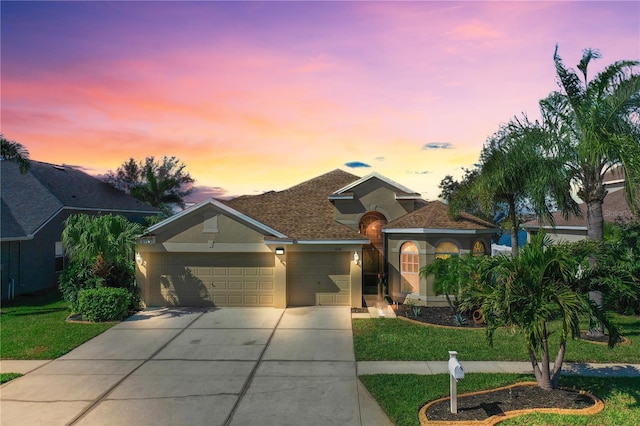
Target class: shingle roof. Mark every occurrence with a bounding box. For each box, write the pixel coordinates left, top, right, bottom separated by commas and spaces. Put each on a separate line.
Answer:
225, 169, 366, 240
523, 188, 635, 230
1, 160, 159, 240
384, 200, 497, 231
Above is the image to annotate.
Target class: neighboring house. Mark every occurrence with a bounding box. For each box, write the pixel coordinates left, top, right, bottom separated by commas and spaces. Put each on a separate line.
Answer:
523, 168, 636, 243
1, 160, 160, 300
136, 169, 497, 308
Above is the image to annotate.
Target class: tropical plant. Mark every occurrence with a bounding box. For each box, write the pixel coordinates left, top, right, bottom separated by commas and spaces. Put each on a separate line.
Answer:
105, 156, 194, 215
540, 46, 640, 242
60, 214, 143, 311
420, 253, 489, 315
0, 134, 30, 173
450, 117, 579, 256
460, 232, 619, 390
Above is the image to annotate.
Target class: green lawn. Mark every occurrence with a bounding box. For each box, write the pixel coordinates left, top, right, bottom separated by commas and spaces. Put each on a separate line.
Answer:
352, 315, 640, 363
0, 373, 22, 384
360, 374, 640, 426
0, 290, 117, 360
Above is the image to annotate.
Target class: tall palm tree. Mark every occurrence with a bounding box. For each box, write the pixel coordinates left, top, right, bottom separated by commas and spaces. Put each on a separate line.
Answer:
541, 46, 640, 241
460, 233, 618, 390
1, 134, 30, 173
450, 117, 579, 256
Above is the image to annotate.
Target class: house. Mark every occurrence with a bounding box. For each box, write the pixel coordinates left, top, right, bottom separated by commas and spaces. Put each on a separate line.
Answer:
135, 170, 497, 308
523, 168, 636, 242
1, 160, 160, 300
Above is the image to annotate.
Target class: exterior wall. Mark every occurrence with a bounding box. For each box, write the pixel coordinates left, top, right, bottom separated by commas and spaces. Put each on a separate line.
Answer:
526, 228, 587, 244
385, 233, 492, 307
136, 204, 363, 308
1, 209, 153, 300
333, 179, 417, 230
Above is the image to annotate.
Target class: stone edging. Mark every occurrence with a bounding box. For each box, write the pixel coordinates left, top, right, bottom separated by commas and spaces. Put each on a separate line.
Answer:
418, 381, 604, 426
579, 331, 631, 346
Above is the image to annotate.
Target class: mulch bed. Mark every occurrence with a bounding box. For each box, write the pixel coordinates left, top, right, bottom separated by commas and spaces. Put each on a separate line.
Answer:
423, 382, 600, 423
396, 306, 487, 328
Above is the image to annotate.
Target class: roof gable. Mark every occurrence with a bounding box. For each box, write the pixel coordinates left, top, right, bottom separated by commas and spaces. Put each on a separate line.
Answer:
146, 198, 287, 239
329, 171, 421, 200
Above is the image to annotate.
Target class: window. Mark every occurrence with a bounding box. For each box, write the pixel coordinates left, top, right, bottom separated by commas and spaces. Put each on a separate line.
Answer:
435, 241, 459, 259
400, 242, 419, 293
55, 241, 65, 272
473, 240, 486, 256
359, 212, 387, 246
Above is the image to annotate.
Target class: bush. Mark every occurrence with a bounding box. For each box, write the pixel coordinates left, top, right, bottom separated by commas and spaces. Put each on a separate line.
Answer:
78, 287, 129, 322
58, 259, 103, 312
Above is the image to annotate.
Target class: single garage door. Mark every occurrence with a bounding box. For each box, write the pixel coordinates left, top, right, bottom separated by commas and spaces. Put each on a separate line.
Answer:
149, 253, 275, 307
286, 252, 351, 306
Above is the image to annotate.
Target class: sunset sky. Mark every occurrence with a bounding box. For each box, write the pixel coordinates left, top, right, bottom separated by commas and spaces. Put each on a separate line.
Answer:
2, 1, 639, 201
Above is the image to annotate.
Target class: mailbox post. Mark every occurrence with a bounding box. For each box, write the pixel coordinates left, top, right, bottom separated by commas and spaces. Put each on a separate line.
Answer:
448, 351, 465, 414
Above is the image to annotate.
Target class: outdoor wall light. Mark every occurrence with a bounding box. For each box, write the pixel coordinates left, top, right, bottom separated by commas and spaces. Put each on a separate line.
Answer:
353, 251, 360, 265
275, 247, 285, 255
135, 252, 144, 265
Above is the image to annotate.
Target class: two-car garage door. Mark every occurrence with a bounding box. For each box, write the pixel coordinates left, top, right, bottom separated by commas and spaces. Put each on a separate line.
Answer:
148, 253, 275, 307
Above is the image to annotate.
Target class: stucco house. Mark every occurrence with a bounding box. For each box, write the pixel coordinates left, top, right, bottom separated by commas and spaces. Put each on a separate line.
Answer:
136, 170, 497, 308
523, 168, 636, 243
1, 160, 159, 300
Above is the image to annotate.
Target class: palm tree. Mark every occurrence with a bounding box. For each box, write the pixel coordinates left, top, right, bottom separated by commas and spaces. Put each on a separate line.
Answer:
62, 214, 143, 286
106, 156, 194, 215
540, 46, 640, 241
460, 233, 618, 390
1, 134, 30, 173
450, 117, 579, 256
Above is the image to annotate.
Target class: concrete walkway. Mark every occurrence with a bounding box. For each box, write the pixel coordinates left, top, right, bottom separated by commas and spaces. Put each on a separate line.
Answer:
0, 307, 392, 426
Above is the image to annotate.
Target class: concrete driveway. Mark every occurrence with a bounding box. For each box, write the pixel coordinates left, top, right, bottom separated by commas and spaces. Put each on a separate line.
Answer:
0, 306, 391, 426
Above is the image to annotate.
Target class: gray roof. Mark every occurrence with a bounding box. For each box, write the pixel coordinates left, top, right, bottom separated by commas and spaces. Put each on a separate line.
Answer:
1, 160, 159, 240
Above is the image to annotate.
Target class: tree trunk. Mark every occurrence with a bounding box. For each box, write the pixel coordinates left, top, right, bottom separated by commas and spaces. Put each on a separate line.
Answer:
551, 338, 566, 389
509, 199, 519, 257
586, 198, 605, 241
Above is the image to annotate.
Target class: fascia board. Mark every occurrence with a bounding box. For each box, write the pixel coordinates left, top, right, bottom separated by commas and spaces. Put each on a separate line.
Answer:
383, 228, 497, 234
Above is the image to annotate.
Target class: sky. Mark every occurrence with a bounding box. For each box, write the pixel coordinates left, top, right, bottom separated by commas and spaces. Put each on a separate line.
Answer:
2, 1, 639, 201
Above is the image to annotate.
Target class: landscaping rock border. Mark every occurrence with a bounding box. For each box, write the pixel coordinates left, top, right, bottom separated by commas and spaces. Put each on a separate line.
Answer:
418, 381, 604, 426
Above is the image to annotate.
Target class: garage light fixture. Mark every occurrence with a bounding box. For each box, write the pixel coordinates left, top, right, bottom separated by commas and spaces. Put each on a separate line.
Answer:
353, 252, 360, 265
275, 247, 285, 255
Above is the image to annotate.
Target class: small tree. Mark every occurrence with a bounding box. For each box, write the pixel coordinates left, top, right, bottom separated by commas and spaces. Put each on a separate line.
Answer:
105, 156, 194, 215
460, 233, 618, 390
1, 134, 30, 174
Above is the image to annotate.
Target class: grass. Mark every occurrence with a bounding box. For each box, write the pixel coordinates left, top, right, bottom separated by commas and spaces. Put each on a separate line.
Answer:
0, 373, 22, 384
352, 315, 640, 363
0, 289, 117, 360
360, 374, 640, 426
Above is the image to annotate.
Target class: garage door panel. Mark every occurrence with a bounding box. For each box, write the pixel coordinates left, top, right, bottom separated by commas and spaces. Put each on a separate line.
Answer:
150, 253, 275, 307
286, 252, 351, 306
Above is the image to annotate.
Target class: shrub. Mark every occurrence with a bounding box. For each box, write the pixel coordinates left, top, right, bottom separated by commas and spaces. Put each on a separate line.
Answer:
58, 259, 103, 312
78, 287, 129, 322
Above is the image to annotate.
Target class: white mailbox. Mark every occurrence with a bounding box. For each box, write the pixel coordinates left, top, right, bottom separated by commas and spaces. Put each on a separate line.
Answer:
448, 351, 465, 381
448, 351, 464, 414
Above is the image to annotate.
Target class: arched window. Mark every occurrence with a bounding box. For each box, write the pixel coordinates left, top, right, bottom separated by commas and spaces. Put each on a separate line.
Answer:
473, 240, 486, 256
359, 212, 387, 246
400, 242, 419, 293
435, 241, 459, 259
